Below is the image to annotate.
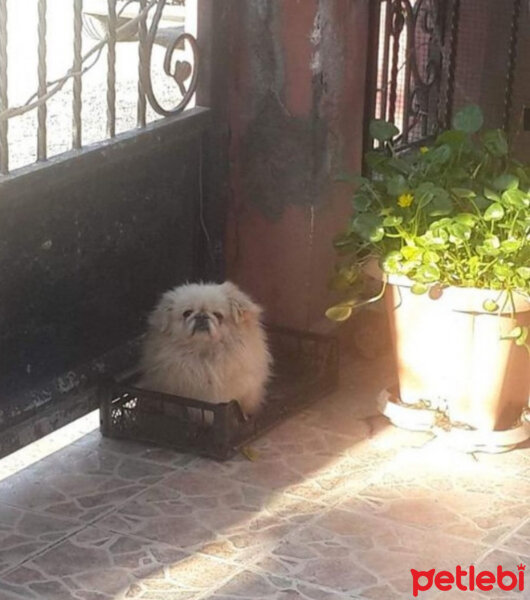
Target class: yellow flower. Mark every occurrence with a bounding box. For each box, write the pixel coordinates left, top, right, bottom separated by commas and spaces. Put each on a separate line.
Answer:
398, 193, 414, 208
420, 146, 429, 154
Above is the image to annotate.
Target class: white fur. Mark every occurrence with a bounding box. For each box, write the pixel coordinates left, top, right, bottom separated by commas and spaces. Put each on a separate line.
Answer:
139, 281, 271, 416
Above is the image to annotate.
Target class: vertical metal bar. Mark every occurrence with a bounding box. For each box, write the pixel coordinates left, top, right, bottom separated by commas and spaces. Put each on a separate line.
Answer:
137, 0, 147, 127
388, 5, 401, 125
443, 0, 460, 130
37, 0, 47, 161
380, 1, 392, 121
401, 8, 413, 144
107, 0, 117, 138
363, 0, 382, 156
503, 0, 522, 133
72, 0, 83, 149
0, 0, 8, 174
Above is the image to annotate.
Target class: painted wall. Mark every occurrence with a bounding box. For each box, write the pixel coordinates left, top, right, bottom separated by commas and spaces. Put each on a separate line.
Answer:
224, 0, 370, 329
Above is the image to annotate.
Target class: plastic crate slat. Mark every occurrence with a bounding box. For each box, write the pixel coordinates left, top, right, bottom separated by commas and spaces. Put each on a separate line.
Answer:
99, 327, 339, 460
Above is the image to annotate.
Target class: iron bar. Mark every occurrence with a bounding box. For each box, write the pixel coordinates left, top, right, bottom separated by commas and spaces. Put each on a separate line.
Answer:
503, 0, 522, 133
401, 3, 413, 143
388, 3, 402, 124
37, 0, 47, 161
0, 0, 7, 174
107, 0, 117, 138
363, 0, 383, 154
442, 0, 460, 130
72, 0, 83, 149
137, 0, 147, 127
380, 0, 392, 121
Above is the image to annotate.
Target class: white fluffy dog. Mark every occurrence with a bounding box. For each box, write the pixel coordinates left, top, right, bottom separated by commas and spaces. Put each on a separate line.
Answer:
139, 281, 271, 417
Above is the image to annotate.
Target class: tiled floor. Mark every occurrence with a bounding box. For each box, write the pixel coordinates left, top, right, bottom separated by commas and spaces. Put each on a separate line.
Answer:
1, 354, 530, 599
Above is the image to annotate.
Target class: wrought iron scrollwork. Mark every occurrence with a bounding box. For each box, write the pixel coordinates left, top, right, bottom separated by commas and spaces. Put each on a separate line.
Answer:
82, 0, 199, 118
143, 0, 199, 117
368, 0, 460, 150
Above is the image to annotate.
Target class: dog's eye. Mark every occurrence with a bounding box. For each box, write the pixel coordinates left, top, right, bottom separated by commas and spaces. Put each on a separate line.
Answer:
182, 310, 193, 319
214, 312, 224, 323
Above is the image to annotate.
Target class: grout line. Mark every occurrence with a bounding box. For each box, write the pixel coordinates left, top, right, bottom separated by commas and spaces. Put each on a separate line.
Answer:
0, 459, 194, 578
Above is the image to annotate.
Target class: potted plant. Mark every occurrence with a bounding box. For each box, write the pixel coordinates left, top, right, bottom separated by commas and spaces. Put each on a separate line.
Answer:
327, 105, 530, 437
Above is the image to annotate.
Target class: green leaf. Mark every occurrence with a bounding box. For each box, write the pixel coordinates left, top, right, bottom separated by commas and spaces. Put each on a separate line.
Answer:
325, 305, 353, 322
411, 282, 429, 295
502, 326, 528, 346
454, 213, 478, 227
449, 223, 472, 242
401, 246, 423, 261
428, 195, 453, 217
418, 230, 448, 249
452, 188, 476, 199
416, 182, 435, 207
493, 263, 512, 280
329, 264, 360, 291
517, 267, 530, 279
484, 202, 505, 221
351, 213, 385, 242
352, 193, 372, 211
430, 218, 452, 231
501, 239, 520, 253
480, 235, 501, 256
506, 326, 523, 339
484, 187, 501, 202
474, 195, 490, 209
423, 250, 440, 264
365, 151, 389, 171
425, 144, 451, 164
369, 119, 399, 142
515, 327, 529, 346
482, 129, 508, 156
387, 157, 412, 174
382, 251, 403, 274
386, 174, 407, 196
415, 264, 441, 283
493, 173, 519, 192
452, 105, 484, 133
483, 299, 499, 312
436, 129, 467, 147
382, 215, 403, 227
502, 188, 529, 209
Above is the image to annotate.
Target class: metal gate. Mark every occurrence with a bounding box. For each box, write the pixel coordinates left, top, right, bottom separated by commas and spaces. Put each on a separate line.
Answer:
0, 0, 228, 458
363, 0, 523, 152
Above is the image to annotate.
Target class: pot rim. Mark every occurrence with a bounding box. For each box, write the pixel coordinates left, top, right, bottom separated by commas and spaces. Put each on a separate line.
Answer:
364, 258, 530, 315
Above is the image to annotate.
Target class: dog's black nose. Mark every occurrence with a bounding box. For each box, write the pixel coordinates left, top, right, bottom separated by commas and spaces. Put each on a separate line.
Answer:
193, 313, 210, 333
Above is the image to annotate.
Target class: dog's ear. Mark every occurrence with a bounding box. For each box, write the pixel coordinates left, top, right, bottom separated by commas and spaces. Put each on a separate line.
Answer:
148, 295, 173, 333
223, 282, 262, 324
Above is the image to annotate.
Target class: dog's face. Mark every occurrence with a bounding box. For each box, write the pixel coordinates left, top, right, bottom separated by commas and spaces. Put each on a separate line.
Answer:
148, 281, 262, 345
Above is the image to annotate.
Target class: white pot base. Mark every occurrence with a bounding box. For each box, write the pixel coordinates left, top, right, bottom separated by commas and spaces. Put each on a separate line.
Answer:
377, 387, 530, 454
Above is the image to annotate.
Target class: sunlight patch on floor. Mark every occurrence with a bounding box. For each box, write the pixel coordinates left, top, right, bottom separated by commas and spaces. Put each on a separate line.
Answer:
0, 410, 99, 482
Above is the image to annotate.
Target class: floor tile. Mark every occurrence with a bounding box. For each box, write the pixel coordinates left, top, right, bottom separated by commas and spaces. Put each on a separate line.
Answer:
0, 443, 174, 522
1, 526, 236, 599
0, 504, 80, 574
206, 569, 354, 599
334, 445, 530, 546
96, 469, 325, 565
255, 509, 488, 598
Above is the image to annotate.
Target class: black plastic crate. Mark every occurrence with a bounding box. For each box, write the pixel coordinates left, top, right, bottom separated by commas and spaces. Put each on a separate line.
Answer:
99, 326, 339, 460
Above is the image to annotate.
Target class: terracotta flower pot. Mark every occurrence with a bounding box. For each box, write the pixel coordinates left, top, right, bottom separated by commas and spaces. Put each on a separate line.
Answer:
366, 261, 530, 431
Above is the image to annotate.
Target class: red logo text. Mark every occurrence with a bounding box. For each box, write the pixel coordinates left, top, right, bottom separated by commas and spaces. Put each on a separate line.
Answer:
411, 564, 525, 597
